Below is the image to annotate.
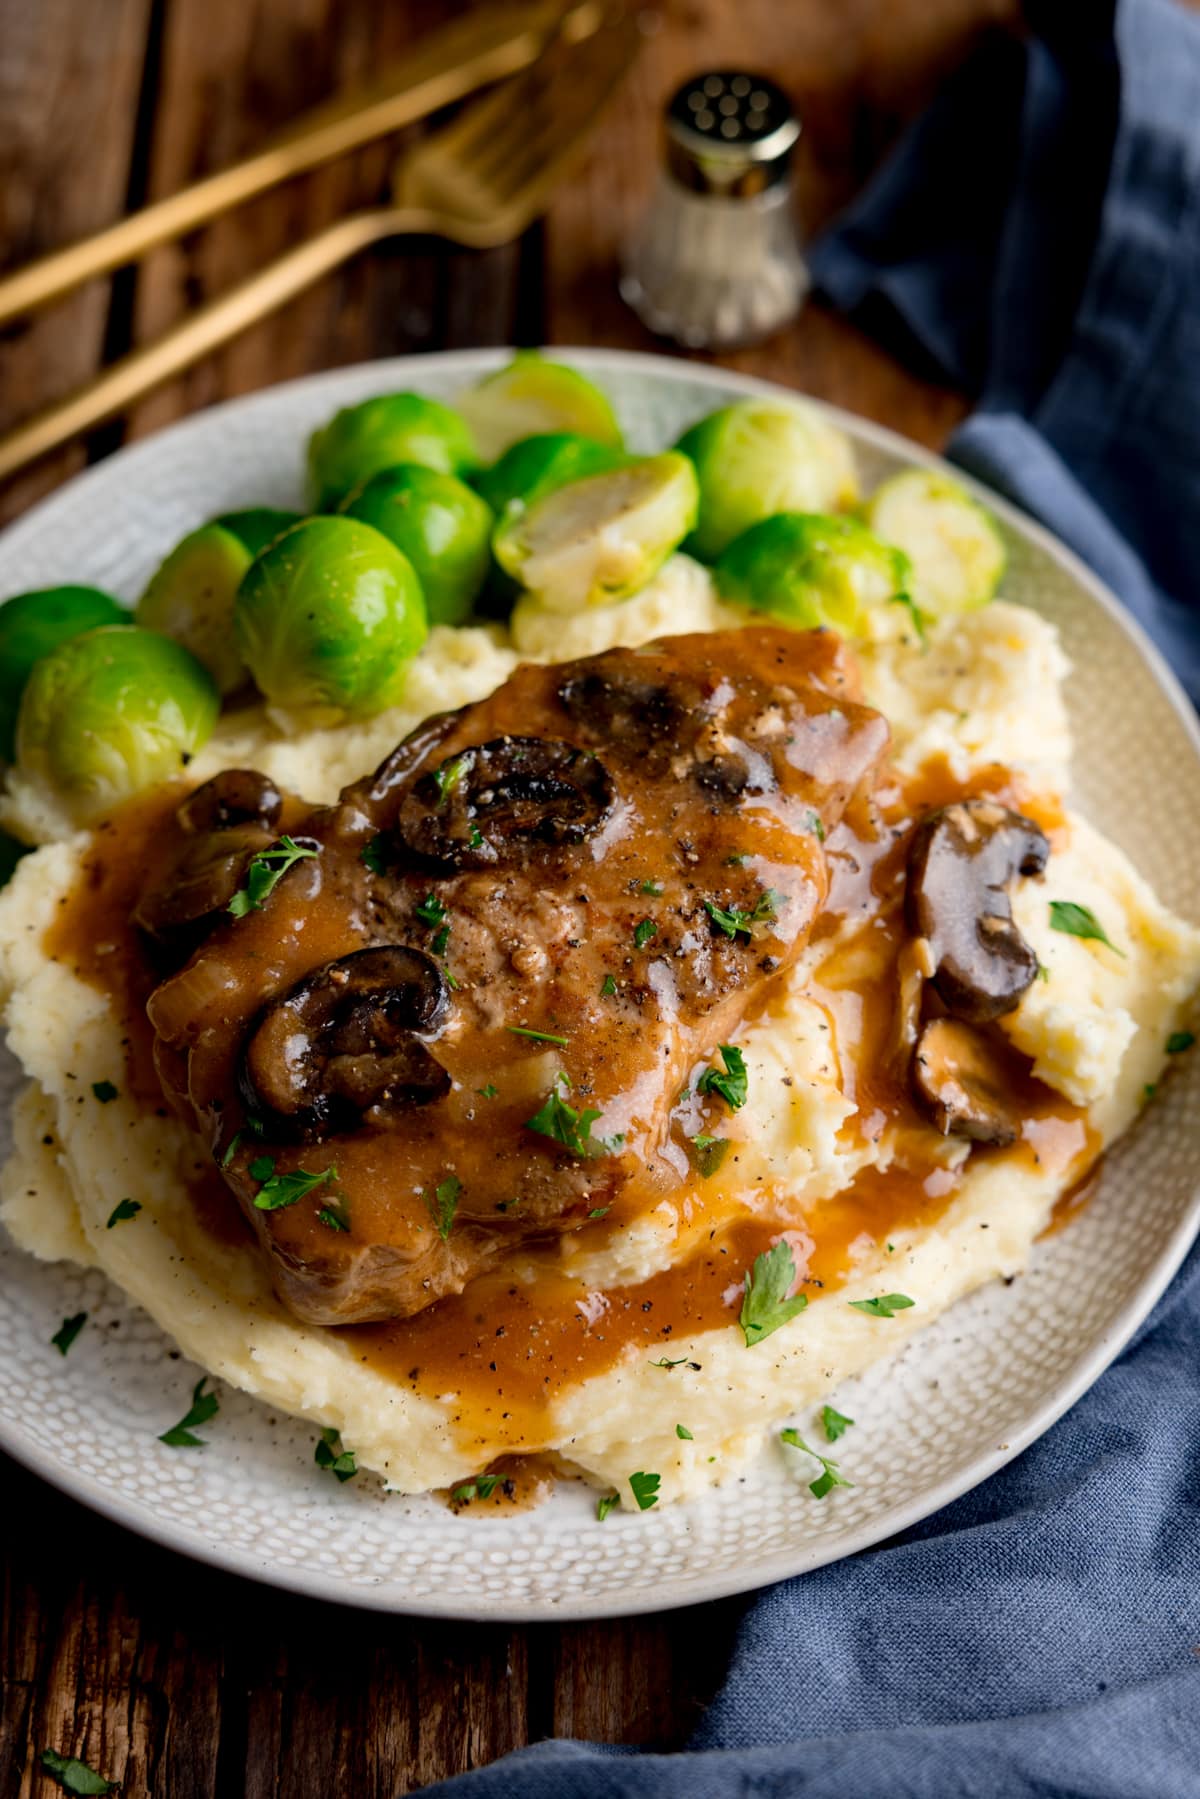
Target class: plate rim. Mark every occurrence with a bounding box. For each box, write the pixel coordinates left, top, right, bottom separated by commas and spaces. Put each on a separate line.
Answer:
2, 344, 1198, 1622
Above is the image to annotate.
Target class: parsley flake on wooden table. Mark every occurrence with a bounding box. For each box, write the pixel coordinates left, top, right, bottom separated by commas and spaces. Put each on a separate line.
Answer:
628, 1470, 661, 1511
780, 1428, 854, 1498
740, 1240, 808, 1346
159, 1377, 219, 1448
314, 1427, 358, 1482
39, 1750, 114, 1796
51, 1312, 86, 1356
848, 1293, 915, 1318
697, 1043, 748, 1111
1048, 899, 1124, 955
105, 1198, 141, 1228
228, 835, 319, 918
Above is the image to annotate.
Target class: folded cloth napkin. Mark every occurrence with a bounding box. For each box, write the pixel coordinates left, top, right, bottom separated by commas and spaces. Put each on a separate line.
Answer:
425, 3, 1200, 1792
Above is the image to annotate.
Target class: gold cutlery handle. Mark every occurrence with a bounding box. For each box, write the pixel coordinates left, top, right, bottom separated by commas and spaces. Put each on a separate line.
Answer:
0, 207, 431, 485
0, 2, 587, 330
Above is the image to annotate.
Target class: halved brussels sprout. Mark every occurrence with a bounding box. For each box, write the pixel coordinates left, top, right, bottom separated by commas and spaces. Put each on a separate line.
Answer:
674, 399, 859, 562
0, 584, 127, 760
715, 513, 909, 636
341, 464, 493, 627
492, 452, 699, 615
456, 353, 623, 463
474, 432, 626, 518
16, 625, 219, 824
234, 516, 427, 719
136, 523, 254, 695
864, 468, 1006, 617
307, 393, 477, 510
211, 507, 304, 559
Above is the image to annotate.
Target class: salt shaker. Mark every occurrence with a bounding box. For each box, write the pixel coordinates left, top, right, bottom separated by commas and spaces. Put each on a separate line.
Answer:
620, 71, 807, 350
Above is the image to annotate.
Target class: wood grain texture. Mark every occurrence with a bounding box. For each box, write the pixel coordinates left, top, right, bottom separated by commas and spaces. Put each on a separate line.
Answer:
0, 0, 1018, 1792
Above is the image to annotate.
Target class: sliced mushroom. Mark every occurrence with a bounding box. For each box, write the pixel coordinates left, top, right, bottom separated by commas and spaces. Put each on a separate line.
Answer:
911, 1016, 1019, 1145
906, 800, 1048, 1024
240, 945, 450, 1140
177, 769, 283, 835
393, 736, 615, 872
133, 826, 277, 941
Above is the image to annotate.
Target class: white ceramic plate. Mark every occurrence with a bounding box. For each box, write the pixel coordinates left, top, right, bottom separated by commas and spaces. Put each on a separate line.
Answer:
1, 349, 1198, 1621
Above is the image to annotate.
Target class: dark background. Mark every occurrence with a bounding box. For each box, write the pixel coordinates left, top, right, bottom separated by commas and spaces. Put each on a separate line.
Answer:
0, 0, 1017, 1792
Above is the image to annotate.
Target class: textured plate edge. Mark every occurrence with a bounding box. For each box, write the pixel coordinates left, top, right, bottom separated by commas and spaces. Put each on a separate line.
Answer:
0, 346, 1197, 1621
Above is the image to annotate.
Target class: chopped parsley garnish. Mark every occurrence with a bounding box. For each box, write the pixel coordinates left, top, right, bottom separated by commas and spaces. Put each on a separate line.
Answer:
1048, 900, 1124, 956
433, 755, 469, 804
416, 892, 447, 928
51, 1312, 86, 1356
525, 1073, 621, 1158
596, 1492, 620, 1521
588, 1206, 609, 1219
675, 1424, 693, 1441
361, 835, 387, 874
848, 1293, 915, 1318
697, 1043, 748, 1112
249, 1154, 275, 1181
90, 1080, 118, 1104
600, 973, 618, 997
805, 811, 826, 842
254, 1164, 338, 1212
629, 1470, 660, 1511
703, 889, 786, 940
477, 1083, 499, 1099
221, 1117, 265, 1168
430, 923, 450, 957
318, 1202, 351, 1232
39, 1751, 114, 1796
1167, 1030, 1196, 1054
1037, 962, 1051, 982
507, 1025, 569, 1046
452, 1473, 501, 1504
692, 1134, 730, 1179
821, 1405, 853, 1443
891, 591, 928, 646
228, 836, 319, 918
633, 917, 657, 950
106, 1198, 141, 1228
159, 1377, 219, 1447
780, 1428, 854, 1499
428, 1175, 461, 1240
314, 1427, 358, 1482
725, 852, 751, 867
640, 878, 664, 895
740, 1241, 807, 1346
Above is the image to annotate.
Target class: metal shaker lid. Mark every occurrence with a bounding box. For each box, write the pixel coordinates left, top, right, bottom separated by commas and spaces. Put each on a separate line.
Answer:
665, 72, 800, 196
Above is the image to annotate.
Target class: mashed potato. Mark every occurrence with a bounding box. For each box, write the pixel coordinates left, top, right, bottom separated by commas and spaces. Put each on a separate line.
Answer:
2, 560, 1198, 1507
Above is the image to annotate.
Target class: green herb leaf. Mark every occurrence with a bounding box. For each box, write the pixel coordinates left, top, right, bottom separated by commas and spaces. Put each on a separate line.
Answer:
452, 1473, 501, 1504
848, 1293, 915, 1318
629, 1470, 660, 1511
416, 892, 447, 928
51, 1312, 86, 1356
588, 1206, 609, 1219
507, 1025, 569, 1046
692, 1134, 730, 1179
361, 835, 387, 875
220, 1117, 264, 1169
600, 973, 618, 997
821, 1405, 853, 1443
314, 1426, 358, 1482
1037, 962, 1051, 982
698, 1043, 748, 1112
1048, 900, 1124, 956
1167, 1030, 1195, 1054
228, 835, 319, 918
318, 1202, 351, 1232
740, 1240, 807, 1346
159, 1377, 219, 1448
780, 1428, 854, 1499
476, 1083, 498, 1099
90, 1080, 118, 1104
428, 1175, 461, 1240
431, 923, 451, 957
248, 1154, 276, 1182
633, 917, 657, 950
805, 811, 826, 842
433, 755, 468, 805
725, 852, 751, 867
105, 1198, 141, 1229
254, 1164, 337, 1212
703, 889, 786, 941
891, 590, 928, 646
39, 1750, 114, 1795
648, 1355, 691, 1369
596, 1492, 620, 1521
525, 1073, 616, 1158
675, 1424, 693, 1441
640, 878, 664, 895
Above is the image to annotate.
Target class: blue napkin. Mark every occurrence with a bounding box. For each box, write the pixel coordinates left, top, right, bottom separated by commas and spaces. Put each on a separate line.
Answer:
426, 3, 1200, 1792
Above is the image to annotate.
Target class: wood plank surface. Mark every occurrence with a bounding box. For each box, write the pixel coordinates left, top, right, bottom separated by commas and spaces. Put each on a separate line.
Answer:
0, 0, 1017, 1792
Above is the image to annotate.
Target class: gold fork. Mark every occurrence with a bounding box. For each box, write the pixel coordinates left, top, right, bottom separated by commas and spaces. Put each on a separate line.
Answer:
0, 7, 641, 487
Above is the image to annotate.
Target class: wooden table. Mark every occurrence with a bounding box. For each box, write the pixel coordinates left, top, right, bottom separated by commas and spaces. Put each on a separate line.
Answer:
0, 2, 1016, 1791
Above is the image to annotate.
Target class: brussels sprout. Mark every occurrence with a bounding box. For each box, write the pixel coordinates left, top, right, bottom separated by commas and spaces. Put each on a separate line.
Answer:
456, 353, 623, 463
0, 584, 127, 761
864, 468, 1006, 617
715, 513, 909, 637
211, 507, 304, 559
474, 432, 626, 518
307, 392, 477, 510
341, 464, 492, 627
16, 626, 219, 823
674, 399, 859, 562
492, 452, 699, 615
234, 516, 426, 719
136, 524, 254, 695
